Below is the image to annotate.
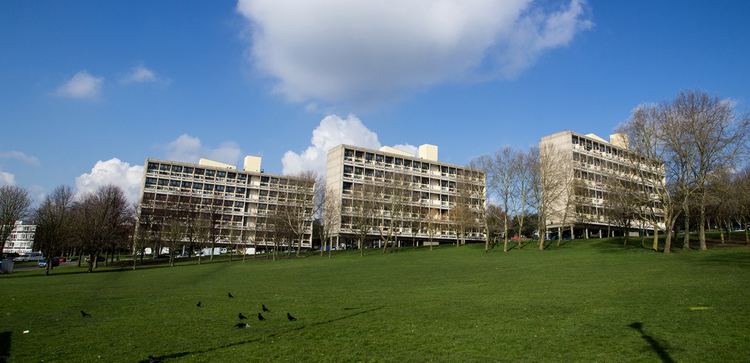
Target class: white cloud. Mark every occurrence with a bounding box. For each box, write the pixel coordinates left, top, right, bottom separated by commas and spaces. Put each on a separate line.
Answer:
55, 70, 103, 99
75, 158, 144, 203
237, 0, 592, 104
0, 150, 40, 166
122, 66, 158, 84
162, 134, 242, 165
281, 114, 418, 176
0, 170, 15, 186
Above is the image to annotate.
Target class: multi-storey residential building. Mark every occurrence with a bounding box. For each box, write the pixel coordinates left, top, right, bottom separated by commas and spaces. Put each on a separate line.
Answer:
540, 131, 665, 239
2, 221, 36, 255
326, 144, 486, 247
137, 156, 314, 250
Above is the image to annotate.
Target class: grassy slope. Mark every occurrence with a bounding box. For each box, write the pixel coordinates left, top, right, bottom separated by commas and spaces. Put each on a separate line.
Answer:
2, 239, 749, 362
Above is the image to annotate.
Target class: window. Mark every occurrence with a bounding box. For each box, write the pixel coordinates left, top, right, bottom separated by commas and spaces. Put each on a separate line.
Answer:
205, 170, 216, 177
169, 180, 180, 187
148, 163, 159, 171
145, 177, 157, 186
204, 184, 214, 191
215, 185, 225, 192
171, 165, 183, 173
195, 168, 205, 175
184, 167, 194, 174
181, 181, 192, 188
158, 179, 168, 186
193, 183, 203, 190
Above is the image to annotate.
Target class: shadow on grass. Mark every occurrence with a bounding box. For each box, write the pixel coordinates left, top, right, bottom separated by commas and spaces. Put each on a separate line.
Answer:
139, 306, 384, 362
0, 331, 10, 363
695, 251, 750, 269
628, 322, 674, 363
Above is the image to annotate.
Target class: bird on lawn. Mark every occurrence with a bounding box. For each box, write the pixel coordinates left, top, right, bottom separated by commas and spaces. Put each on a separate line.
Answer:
287, 313, 297, 321
257, 313, 265, 321
234, 322, 249, 329
228, 292, 234, 298
239, 313, 247, 320
80, 310, 91, 318
196, 301, 202, 308
262, 304, 270, 312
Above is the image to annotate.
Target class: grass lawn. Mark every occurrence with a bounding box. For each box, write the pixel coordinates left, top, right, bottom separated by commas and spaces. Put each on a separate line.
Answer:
2, 238, 749, 362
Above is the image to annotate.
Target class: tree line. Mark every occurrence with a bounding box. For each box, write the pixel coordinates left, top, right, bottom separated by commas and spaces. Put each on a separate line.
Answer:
475, 90, 749, 253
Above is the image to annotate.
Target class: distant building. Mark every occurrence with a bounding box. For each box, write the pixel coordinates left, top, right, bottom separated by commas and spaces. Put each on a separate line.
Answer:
540, 131, 665, 238
2, 221, 36, 255
136, 156, 314, 250
326, 144, 486, 247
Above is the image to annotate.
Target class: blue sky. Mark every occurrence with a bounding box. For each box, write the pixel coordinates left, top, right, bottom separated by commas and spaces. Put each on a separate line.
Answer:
1, 0, 749, 203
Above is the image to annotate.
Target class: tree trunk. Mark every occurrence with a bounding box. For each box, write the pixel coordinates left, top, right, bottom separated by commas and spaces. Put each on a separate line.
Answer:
720, 221, 725, 244
652, 225, 659, 252
683, 200, 690, 250
359, 238, 364, 256
45, 257, 51, 275
699, 191, 707, 251
78, 250, 84, 267
94, 251, 100, 270
538, 229, 545, 251
503, 214, 508, 253
664, 218, 676, 254
296, 235, 302, 257
210, 241, 215, 261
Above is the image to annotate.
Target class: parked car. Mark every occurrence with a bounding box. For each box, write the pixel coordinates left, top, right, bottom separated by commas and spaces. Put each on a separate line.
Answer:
38, 257, 60, 268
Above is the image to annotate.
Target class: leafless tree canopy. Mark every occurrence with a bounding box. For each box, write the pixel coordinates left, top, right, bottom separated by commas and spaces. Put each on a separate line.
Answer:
0, 185, 31, 255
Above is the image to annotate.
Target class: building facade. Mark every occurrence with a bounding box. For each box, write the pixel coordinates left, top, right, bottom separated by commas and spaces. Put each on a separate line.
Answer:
137, 156, 314, 250
326, 144, 486, 247
2, 221, 36, 255
540, 131, 665, 238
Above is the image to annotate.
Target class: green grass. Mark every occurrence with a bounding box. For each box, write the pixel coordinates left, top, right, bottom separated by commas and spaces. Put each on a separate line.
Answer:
2, 238, 749, 362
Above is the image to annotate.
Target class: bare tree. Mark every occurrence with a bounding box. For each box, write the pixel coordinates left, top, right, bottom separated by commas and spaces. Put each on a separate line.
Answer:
162, 213, 184, 267
623, 102, 696, 253
529, 145, 570, 250
33, 186, 74, 275
426, 209, 440, 251
0, 185, 31, 257
132, 211, 150, 270
281, 172, 315, 257
484, 203, 503, 251
316, 186, 340, 258
511, 150, 534, 248
351, 183, 377, 256
451, 174, 481, 248
487, 147, 515, 252
73, 185, 131, 272
672, 91, 750, 250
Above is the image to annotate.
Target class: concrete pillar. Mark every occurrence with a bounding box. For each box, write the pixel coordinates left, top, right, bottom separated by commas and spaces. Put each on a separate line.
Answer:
599, 229, 603, 238
558, 227, 562, 240
570, 225, 574, 239
585, 228, 589, 239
